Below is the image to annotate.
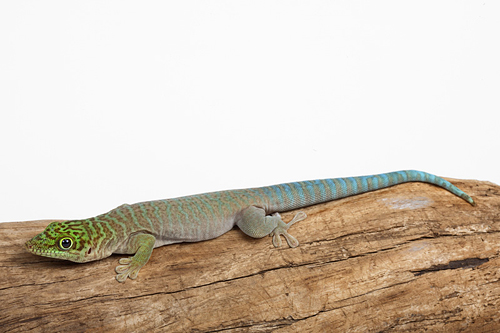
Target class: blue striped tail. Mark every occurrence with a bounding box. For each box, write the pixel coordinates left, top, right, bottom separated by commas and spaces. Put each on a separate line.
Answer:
259, 170, 475, 212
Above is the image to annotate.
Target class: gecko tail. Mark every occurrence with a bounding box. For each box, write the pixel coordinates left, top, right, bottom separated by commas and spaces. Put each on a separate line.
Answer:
259, 170, 475, 211
397, 170, 475, 206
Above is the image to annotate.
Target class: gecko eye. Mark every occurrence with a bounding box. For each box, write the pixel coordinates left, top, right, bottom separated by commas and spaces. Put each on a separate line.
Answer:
59, 237, 73, 250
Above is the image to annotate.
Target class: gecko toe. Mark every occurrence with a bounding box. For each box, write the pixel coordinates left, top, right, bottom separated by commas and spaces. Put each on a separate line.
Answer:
115, 264, 129, 274
283, 232, 299, 248
115, 272, 128, 283
272, 232, 283, 247
271, 228, 299, 248
288, 211, 307, 226
129, 269, 140, 280
119, 257, 132, 265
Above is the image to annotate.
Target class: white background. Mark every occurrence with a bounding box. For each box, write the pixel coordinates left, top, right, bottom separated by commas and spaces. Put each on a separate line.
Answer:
1, 1, 499, 223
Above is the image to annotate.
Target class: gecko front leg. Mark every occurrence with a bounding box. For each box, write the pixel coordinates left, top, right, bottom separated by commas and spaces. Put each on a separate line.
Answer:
115, 233, 156, 283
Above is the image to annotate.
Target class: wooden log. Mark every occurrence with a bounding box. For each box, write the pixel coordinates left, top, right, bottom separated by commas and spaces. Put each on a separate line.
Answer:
1, 178, 500, 332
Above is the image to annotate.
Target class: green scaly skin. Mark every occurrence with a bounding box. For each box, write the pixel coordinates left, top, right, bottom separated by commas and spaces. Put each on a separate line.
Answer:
25, 170, 476, 283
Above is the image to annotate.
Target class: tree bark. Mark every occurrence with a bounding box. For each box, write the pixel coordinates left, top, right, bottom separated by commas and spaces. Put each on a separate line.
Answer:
1, 178, 500, 332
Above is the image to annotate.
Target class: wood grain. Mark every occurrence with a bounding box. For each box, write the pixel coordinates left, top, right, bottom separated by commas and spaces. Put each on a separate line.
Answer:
1, 178, 500, 332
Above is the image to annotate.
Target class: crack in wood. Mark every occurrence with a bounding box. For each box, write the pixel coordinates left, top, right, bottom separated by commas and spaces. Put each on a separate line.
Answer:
200, 318, 296, 332
379, 308, 466, 332
411, 258, 490, 276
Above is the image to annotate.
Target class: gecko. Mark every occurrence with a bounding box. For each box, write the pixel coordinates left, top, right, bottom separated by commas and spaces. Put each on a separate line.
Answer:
25, 170, 475, 282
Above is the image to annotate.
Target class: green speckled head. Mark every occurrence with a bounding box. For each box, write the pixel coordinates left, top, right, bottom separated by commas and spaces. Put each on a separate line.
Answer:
25, 220, 109, 263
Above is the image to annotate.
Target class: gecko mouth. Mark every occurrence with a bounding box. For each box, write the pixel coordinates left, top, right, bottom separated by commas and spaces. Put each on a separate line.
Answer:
25, 241, 75, 261
25, 241, 93, 263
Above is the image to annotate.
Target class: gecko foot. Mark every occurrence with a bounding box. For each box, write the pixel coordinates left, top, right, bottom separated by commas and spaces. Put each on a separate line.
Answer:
270, 211, 307, 248
115, 257, 144, 283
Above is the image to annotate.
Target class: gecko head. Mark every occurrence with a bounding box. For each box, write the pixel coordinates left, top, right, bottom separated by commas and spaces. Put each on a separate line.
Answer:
25, 220, 101, 263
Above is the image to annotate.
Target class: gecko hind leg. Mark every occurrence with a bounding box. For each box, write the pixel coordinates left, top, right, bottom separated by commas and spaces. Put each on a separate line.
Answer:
236, 206, 307, 248
270, 211, 307, 248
